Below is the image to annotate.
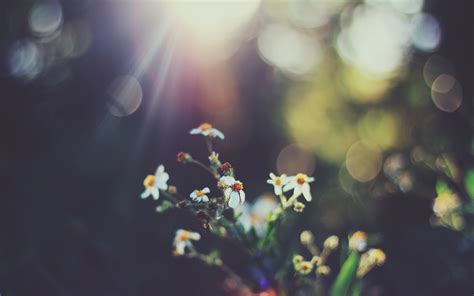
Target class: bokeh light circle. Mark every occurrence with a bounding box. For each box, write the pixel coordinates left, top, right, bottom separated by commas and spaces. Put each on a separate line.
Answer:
410, 13, 441, 52
29, 0, 63, 37
258, 23, 321, 76
431, 74, 462, 112
107, 75, 143, 117
276, 144, 316, 176
8, 39, 43, 80
423, 55, 454, 87
345, 141, 382, 182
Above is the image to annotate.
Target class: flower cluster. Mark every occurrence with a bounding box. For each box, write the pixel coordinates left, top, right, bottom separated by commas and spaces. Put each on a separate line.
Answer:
292, 230, 338, 277
139, 123, 385, 295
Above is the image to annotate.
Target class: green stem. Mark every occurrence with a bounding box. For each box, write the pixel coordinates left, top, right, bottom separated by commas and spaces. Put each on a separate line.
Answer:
189, 159, 220, 179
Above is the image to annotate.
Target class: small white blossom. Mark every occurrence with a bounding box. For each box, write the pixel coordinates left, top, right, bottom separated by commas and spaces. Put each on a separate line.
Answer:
267, 173, 288, 196
190, 187, 210, 203
208, 151, 220, 165
283, 173, 314, 202
190, 123, 224, 140
173, 229, 201, 256
219, 176, 235, 187
223, 179, 245, 208
141, 165, 169, 200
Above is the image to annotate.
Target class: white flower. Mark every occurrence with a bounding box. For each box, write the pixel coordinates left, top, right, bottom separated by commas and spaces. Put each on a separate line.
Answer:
238, 194, 278, 236
173, 229, 201, 256
220, 176, 235, 186
141, 165, 169, 200
190, 122, 224, 140
190, 187, 210, 203
223, 179, 245, 208
267, 173, 288, 195
283, 173, 314, 202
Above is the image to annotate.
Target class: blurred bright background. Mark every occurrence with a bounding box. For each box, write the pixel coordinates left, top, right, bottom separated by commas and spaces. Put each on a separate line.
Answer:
0, 0, 472, 295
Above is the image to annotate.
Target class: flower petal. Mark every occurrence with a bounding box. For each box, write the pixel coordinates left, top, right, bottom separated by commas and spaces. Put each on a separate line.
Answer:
190, 128, 201, 135
190, 232, 201, 240
212, 129, 225, 140
224, 187, 232, 199
274, 186, 283, 196
202, 187, 210, 194
159, 172, 170, 182
150, 187, 160, 200
190, 191, 197, 198
269, 172, 276, 179
291, 186, 302, 200
239, 190, 245, 204
141, 189, 150, 199
228, 191, 240, 208
175, 241, 186, 255
301, 183, 312, 201
221, 176, 236, 186
156, 165, 164, 174
307, 176, 315, 183
283, 182, 295, 192
156, 181, 168, 191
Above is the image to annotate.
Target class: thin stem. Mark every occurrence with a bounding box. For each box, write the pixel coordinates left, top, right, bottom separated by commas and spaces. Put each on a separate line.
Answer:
205, 138, 214, 155
189, 159, 220, 179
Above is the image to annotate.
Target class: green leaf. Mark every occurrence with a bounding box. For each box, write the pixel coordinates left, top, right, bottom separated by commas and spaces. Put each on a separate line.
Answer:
465, 169, 474, 202
330, 252, 360, 296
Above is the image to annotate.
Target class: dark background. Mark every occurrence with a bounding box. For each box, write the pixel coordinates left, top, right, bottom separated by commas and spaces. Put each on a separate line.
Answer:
1, 0, 473, 295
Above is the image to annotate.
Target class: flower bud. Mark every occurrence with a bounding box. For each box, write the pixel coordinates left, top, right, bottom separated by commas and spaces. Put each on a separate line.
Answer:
300, 230, 315, 245
168, 185, 177, 194
316, 265, 331, 276
220, 162, 233, 173
292, 255, 304, 265
177, 152, 192, 163
349, 231, 368, 252
323, 235, 339, 251
293, 201, 305, 212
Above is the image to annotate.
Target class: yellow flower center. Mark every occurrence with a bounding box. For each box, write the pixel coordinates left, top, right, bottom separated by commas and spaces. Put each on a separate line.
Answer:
232, 182, 244, 192
274, 177, 282, 186
199, 123, 213, 131
295, 203, 304, 210
195, 190, 205, 197
300, 262, 312, 271
296, 173, 307, 185
178, 231, 191, 241
143, 175, 156, 188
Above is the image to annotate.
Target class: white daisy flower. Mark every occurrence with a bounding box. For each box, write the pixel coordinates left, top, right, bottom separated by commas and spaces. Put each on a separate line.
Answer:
267, 173, 288, 195
218, 175, 236, 189
283, 173, 314, 202
190, 187, 210, 203
173, 229, 201, 256
190, 122, 224, 140
223, 179, 245, 208
141, 165, 169, 200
